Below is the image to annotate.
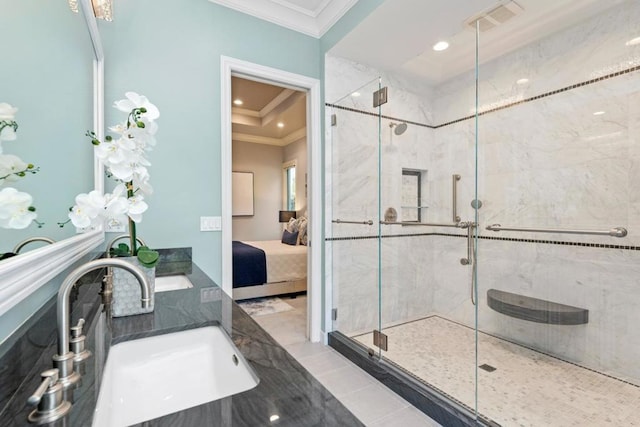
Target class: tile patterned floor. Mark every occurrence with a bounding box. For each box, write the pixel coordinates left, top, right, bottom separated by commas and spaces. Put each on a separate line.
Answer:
354, 316, 640, 427
245, 295, 441, 427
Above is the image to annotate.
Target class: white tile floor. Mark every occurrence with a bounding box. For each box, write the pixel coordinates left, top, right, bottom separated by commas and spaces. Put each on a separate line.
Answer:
246, 295, 441, 427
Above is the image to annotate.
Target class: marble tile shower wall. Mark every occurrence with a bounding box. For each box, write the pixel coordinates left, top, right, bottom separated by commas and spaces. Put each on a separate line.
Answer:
325, 0, 640, 384
326, 55, 439, 335
430, 0, 640, 383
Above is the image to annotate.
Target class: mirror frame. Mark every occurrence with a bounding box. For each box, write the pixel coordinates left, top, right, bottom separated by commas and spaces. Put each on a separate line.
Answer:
0, 0, 105, 316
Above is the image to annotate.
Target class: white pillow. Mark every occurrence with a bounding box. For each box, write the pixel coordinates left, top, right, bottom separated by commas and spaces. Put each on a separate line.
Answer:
297, 217, 308, 245
286, 217, 299, 233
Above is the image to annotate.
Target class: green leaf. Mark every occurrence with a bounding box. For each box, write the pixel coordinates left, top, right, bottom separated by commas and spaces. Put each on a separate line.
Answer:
137, 248, 159, 268
110, 243, 131, 258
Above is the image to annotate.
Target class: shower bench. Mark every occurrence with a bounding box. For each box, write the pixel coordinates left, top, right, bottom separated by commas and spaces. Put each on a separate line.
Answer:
487, 289, 589, 325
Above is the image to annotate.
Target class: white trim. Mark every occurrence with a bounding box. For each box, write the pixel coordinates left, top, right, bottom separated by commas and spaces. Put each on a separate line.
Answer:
207, 0, 357, 38
0, 231, 104, 316
221, 56, 323, 343
0, 0, 105, 322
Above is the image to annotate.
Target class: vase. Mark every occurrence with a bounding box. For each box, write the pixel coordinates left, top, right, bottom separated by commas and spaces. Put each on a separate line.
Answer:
111, 256, 155, 317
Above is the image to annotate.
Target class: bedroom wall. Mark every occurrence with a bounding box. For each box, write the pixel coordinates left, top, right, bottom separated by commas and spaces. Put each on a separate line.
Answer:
283, 137, 308, 217
232, 141, 283, 241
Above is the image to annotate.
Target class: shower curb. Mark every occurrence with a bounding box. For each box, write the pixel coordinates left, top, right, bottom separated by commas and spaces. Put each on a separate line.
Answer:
328, 331, 499, 427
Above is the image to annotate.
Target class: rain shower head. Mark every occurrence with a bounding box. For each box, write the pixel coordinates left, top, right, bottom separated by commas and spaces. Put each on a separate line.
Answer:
389, 122, 408, 136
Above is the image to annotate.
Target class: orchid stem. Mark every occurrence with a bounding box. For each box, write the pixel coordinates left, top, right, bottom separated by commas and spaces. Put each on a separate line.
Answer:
126, 181, 137, 256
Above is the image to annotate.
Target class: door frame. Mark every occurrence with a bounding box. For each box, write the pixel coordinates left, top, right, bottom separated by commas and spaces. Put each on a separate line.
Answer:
220, 56, 323, 343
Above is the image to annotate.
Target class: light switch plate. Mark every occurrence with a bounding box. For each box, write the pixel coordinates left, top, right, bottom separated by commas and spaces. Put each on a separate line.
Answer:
200, 216, 222, 232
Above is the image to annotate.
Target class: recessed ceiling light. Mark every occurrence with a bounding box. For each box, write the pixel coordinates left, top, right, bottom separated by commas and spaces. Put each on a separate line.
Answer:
593, 111, 606, 116
432, 41, 449, 51
351, 91, 361, 97
277, 122, 284, 128
625, 37, 640, 46
233, 99, 243, 106
270, 415, 280, 422
516, 78, 529, 85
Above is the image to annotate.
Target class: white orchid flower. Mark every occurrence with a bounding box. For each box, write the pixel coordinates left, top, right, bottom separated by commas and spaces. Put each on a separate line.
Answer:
126, 125, 157, 152
113, 92, 160, 122
108, 160, 141, 182
0, 187, 36, 229
68, 190, 105, 228
96, 136, 137, 165
103, 189, 129, 226
132, 169, 153, 195
70, 93, 159, 233
0, 154, 29, 185
126, 194, 148, 223
108, 122, 128, 135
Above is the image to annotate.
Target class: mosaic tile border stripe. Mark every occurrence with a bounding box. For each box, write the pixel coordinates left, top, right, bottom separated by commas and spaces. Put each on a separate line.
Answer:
325, 232, 640, 251
326, 64, 640, 129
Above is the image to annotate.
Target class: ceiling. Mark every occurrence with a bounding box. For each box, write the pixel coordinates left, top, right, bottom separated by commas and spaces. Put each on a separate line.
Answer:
232, 77, 306, 147
208, 0, 358, 38
329, 0, 626, 85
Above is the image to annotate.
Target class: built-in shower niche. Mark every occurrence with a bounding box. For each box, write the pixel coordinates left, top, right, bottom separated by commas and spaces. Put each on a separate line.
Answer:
487, 289, 588, 325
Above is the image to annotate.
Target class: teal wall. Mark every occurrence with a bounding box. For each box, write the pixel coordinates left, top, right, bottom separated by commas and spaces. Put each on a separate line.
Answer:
99, 0, 321, 283
0, 0, 381, 343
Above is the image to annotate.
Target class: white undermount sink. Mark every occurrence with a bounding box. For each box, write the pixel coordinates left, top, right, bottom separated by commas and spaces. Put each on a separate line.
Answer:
154, 274, 194, 292
92, 326, 259, 426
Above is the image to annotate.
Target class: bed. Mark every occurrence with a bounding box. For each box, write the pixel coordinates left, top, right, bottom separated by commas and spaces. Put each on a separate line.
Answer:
232, 239, 307, 300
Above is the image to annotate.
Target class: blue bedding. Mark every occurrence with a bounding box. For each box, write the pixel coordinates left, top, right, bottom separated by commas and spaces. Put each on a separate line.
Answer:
232, 241, 267, 288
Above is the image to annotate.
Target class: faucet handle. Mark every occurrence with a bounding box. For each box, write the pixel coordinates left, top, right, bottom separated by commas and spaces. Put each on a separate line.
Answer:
70, 318, 85, 338
27, 369, 58, 406
70, 318, 92, 363
27, 369, 72, 424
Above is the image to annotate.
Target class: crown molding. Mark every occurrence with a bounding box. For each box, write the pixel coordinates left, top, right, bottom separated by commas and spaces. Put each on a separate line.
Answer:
233, 126, 306, 146
208, 0, 358, 38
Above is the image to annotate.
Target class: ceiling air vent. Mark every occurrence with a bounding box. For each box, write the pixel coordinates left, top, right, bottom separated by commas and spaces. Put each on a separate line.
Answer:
464, 0, 524, 32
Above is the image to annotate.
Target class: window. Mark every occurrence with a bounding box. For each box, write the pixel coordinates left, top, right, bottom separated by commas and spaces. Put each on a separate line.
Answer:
283, 160, 296, 210
402, 169, 422, 222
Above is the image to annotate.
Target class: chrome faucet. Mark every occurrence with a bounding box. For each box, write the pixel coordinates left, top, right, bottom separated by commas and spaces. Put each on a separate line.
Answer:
53, 258, 152, 389
13, 237, 56, 254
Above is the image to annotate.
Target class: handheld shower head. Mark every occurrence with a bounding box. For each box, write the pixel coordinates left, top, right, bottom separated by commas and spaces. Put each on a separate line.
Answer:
389, 122, 408, 136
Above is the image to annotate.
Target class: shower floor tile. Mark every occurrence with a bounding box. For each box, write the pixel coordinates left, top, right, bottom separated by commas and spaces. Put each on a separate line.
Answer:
353, 316, 640, 427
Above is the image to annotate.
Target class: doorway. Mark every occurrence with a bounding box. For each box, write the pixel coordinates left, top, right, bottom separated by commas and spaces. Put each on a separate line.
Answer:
220, 56, 323, 343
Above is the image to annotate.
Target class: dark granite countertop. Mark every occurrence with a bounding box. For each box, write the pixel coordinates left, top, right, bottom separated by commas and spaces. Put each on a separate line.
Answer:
0, 249, 363, 426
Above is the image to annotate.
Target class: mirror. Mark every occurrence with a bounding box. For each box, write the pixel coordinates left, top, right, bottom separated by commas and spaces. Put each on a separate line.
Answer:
0, 0, 94, 253
0, 0, 104, 317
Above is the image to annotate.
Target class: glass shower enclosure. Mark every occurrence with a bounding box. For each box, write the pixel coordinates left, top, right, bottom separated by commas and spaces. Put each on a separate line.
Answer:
326, 1, 640, 425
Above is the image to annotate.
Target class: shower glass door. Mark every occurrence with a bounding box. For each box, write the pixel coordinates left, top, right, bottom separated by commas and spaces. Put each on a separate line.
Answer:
475, 1, 640, 425
328, 77, 383, 344
372, 32, 481, 416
